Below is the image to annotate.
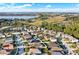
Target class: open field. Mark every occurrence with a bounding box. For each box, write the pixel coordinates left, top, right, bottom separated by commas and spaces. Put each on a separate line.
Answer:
29, 16, 66, 26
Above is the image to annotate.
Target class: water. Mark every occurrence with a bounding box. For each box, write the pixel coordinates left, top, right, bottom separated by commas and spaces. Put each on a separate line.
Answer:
0, 16, 37, 19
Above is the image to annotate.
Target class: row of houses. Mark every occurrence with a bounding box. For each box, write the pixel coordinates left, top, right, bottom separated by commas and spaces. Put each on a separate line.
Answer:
60, 33, 79, 55
0, 26, 79, 55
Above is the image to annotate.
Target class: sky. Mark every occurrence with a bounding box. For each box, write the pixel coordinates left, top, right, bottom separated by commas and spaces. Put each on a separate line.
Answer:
0, 3, 79, 12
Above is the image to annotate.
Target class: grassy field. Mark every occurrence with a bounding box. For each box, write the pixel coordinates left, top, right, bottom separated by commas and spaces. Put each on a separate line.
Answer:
13, 16, 66, 27
29, 16, 66, 26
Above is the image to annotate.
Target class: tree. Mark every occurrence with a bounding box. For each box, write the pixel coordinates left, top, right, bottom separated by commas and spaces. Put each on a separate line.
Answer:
41, 21, 48, 28
64, 20, 79, 39
43, 47, 49, 53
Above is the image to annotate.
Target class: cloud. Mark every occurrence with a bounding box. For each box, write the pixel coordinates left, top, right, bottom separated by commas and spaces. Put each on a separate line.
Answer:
24, 4, 32, 6
0, 3, 6, 6
15, 4, 32, 8
30, 8, 79, 12
0, 3, 33, 12
0, 3, 32, 9
75, 4, 79, 7
0, 3, 79, 12
46, 5, 52, 8
0, 7, 79, 12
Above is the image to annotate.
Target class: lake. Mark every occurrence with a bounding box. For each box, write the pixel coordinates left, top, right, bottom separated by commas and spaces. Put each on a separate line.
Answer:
0, 16, 37, 19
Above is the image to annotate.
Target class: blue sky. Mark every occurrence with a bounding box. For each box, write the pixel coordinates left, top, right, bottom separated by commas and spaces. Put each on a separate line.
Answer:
0, 3, 79, 12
